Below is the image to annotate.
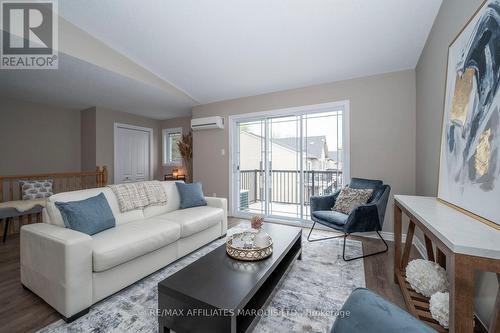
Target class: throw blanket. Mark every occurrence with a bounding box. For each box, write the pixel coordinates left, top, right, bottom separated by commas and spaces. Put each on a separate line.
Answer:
108, 181, 167, 213
0, 198, 46, 212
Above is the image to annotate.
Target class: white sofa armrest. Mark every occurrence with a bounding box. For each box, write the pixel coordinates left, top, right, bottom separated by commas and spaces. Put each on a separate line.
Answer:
20, 223, 93, 318
205, 197, 228, 236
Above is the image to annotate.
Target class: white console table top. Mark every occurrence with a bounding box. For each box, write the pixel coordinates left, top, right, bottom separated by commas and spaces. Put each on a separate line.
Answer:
394, 195, 500, 260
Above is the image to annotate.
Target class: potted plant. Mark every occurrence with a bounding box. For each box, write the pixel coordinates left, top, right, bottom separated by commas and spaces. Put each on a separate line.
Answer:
177, 131, 193, 183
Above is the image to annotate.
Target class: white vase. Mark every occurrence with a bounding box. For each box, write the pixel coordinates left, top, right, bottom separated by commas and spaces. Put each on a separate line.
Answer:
254, 229, 268, 248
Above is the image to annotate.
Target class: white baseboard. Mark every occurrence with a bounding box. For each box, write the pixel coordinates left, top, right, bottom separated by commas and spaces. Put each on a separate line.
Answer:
413, 237, 427, 259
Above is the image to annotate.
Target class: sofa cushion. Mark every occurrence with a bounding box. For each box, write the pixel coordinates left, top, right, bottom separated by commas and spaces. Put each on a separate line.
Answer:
46, 187, 144, 227
55, 193, 116, 235
158, 206, 223, 238
143, 181, 181, 218
176, 182, 207, 209
312, 210, 348, 226
19, 179, 53, 200
91, 218, 180, 272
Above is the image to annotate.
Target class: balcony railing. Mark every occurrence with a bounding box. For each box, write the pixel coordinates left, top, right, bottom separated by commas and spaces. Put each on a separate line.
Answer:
239, 169, 343, 206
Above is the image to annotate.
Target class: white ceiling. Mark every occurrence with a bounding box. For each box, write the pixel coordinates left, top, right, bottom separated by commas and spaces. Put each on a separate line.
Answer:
0, 53, 194, 118
2, 0, 442, 119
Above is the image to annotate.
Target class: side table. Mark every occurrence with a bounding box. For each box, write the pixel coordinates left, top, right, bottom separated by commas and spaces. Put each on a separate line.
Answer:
1, 205, 43, 243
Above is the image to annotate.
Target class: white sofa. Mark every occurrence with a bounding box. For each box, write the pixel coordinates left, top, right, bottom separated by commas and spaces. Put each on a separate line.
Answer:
20, 181, 227, 321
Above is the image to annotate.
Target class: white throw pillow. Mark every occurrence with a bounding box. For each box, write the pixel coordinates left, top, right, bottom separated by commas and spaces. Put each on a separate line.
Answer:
19, 179, 53, 200
332, 187, 373, 214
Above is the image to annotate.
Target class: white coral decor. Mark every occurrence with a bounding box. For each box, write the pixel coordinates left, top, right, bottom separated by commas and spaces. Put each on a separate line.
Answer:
406, 259, 448, 297
430, 292, 449, 328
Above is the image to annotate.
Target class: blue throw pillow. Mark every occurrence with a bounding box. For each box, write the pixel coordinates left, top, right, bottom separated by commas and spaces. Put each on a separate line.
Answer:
55, 193, 116, 235
176, 182, 207, 209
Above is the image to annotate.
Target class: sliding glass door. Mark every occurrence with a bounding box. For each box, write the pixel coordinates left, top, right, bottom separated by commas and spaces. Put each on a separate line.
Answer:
268, 115, 301, 219
302, 111, 344, 219
232, 103, 347, 222
236, 119, 266, 216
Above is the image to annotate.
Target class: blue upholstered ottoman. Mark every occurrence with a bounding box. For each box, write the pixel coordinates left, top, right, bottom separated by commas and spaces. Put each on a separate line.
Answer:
331, 288, 437, 333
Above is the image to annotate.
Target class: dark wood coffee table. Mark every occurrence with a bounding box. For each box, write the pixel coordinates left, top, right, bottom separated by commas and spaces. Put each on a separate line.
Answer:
158, 223, 302, 333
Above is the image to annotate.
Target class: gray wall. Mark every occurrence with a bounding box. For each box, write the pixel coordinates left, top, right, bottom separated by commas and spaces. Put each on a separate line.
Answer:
0, 98, 186, 185
415, 0, 498, 327
0, 98, 81, 175
81, 107, 97, 171
192, 69, 416, 233
160, 116, 192, 177
415, 0, 483, 196
81, 108, 190, 183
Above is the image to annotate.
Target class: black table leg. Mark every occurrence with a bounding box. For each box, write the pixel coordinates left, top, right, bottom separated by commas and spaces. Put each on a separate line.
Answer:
3, 218, 10, 243
159, 323, 170, 333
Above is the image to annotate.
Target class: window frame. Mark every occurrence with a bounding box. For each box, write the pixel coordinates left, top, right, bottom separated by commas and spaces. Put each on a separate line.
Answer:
162, 127, 183, 166
228, 100, 350, 221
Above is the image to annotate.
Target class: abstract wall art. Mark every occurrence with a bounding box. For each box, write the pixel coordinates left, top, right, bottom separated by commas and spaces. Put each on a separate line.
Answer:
438, 0, 500, 227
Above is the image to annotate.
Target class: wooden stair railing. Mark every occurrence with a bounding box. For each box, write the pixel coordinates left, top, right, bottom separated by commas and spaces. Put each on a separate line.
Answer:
0, 166, 108, 237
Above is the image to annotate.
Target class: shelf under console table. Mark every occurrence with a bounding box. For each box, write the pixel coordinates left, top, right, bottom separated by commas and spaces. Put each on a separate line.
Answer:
393, 195, 500, 333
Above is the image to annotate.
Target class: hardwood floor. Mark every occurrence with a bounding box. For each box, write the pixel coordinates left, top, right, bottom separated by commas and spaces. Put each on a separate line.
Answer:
354, 233, 419, 309
0, 219, 420, 333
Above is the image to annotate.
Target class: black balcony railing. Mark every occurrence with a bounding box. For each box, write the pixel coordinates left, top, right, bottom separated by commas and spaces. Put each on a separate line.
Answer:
239, 169, 343, 206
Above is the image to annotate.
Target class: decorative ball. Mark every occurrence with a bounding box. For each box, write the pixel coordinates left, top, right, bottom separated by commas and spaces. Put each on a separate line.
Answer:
430, 292, 449, 328
406, 259, 448, 297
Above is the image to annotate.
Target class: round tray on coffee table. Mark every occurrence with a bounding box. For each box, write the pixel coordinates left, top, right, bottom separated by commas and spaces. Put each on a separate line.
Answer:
226, 231, 273, 261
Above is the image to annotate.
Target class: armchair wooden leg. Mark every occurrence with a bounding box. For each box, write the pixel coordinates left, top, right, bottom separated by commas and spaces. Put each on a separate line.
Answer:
306, 221, 345, 242
342, 231, 388, 262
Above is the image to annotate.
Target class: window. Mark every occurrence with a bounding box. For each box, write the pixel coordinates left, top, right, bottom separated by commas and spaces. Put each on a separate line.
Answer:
163, 128, 183, 165
231, 100, 349, 222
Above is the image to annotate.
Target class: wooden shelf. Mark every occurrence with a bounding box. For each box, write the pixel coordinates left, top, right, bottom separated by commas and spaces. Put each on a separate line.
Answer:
395, 270, 448, 333
394, 196, 500, 333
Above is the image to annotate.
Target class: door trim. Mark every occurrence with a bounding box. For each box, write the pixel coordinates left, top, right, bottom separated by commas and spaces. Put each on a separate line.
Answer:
113, 123, 154, 184
228, 100, 350, 218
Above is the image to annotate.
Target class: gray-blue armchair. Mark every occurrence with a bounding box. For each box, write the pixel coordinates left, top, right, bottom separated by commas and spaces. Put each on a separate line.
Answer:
308, 177, 391, 261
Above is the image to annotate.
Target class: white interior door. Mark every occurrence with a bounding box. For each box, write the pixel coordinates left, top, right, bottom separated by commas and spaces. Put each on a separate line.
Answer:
115, 125, 151, 184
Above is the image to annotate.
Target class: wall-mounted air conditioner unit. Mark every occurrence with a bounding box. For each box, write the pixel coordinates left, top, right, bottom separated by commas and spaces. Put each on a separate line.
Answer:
191, 116, 224, 130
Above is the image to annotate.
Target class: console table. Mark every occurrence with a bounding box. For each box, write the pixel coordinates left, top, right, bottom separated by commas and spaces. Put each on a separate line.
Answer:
393, 195, 500, 333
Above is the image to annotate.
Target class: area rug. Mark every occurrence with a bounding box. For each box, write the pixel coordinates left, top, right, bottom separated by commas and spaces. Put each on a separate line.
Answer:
39, 225, 365, 333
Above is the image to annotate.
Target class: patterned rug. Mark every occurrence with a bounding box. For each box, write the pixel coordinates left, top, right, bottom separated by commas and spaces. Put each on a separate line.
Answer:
39, 225, 365, 333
